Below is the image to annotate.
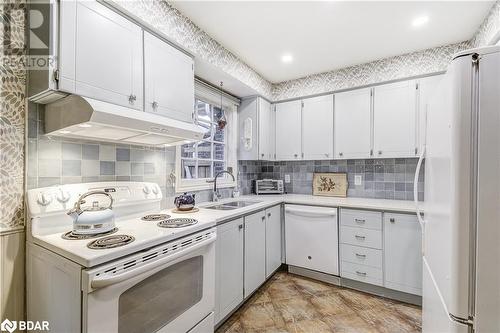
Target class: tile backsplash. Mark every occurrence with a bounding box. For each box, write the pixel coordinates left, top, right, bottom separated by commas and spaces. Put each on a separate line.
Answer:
239, 158, 424, 201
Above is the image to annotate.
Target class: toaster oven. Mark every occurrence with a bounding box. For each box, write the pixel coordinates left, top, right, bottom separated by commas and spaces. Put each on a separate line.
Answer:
253, 179, 284, 194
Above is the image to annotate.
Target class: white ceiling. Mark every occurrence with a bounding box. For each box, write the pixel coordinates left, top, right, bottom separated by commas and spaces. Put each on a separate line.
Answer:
172, 1, 494, 83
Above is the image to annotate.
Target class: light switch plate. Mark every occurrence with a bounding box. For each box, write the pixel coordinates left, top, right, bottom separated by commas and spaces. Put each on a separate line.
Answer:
354, 174, 362, 186
284, 174, 291, 183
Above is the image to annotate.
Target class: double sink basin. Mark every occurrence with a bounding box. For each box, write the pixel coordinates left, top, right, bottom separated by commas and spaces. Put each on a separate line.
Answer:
203, 200, 262, 211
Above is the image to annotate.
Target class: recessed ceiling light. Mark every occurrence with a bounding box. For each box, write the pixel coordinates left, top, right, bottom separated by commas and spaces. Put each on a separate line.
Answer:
281, 54, 293, 64
58, 130, 71, 134
78, 124, 92, 128
412, 15, 429, 28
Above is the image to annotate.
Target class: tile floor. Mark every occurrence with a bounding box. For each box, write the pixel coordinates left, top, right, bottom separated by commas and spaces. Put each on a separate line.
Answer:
216, 272, 421, 333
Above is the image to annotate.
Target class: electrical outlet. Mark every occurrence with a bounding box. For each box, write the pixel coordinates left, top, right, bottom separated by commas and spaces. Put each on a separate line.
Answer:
354, 174, 362, 186
284, 174, 291, 183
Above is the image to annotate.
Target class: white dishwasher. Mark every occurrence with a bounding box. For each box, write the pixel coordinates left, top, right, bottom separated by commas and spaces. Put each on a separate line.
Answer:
285, 205, 339, 275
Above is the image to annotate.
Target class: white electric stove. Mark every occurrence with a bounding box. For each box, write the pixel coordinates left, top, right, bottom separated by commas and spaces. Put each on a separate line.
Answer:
26, 182, 216, 333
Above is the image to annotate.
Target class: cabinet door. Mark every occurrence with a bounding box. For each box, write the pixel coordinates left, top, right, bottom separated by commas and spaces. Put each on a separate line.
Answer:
373, 81, 417, 158
244, 211, 266, 298
215, 218, 244, 323
144, 32, 194, 123
334, 88, 372, 159
275, 100, 302, 160
258, 98, 273, 160
416, 75, 443, 155
384, 213, 422, 295
265, 205, 282, 278
59, 0, 143, 109
302, 95, 334, 160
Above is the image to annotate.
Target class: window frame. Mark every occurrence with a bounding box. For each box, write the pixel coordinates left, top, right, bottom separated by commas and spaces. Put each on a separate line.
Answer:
175, 93, 238, 193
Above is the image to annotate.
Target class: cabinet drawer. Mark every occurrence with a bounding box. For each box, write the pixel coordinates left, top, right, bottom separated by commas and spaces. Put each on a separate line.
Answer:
341, 261, 383, 286
340, 244, 382, 268
340, 226, 382, 249
341, 209, 382, 230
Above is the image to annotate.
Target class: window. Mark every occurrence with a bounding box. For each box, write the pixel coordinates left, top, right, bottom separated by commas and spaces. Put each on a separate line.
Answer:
176, 92, 238, 192
180, 100, 227, 179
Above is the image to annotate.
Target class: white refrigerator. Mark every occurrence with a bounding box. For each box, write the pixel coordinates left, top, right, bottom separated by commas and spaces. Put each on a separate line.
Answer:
414, 45, 500, 333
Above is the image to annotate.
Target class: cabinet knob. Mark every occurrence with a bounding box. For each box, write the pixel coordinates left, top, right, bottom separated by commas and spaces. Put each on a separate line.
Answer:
339, 152, 343, 157
325, 153, 329, 157
294, 154, 298, 158
129, 94, 137, 103
390, 218, 395, 223
238, 224, 243, 230
261, 153, 265, 157
267, 213, 271, 217
262, 216, 266, 221
152, 101, 158, 110
378, 150, 382, 155
355, 235, 366, 240
356, 271, 367, 276
307, 256, 312, 260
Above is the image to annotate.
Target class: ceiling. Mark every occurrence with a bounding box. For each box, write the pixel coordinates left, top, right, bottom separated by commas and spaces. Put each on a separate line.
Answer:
172, 1, 494, 83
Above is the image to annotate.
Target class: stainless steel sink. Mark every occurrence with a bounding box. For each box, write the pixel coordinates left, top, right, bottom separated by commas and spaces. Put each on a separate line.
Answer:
204, 200, 261, 210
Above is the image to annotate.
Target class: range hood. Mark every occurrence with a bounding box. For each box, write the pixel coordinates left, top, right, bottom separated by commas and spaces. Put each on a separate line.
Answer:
44, 95, 205, 146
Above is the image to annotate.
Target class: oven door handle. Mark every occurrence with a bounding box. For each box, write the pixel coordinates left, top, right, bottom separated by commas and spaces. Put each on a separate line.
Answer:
90, 236, 215, 289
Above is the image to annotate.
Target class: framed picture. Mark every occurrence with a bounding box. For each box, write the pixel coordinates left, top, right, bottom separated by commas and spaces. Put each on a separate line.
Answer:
312, 172, 348, 197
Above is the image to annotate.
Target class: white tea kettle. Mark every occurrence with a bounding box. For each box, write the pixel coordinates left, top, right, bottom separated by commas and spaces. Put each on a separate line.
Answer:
67, 190, 115, 234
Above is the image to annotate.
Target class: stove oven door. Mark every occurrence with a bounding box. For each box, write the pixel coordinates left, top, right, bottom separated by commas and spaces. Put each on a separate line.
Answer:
81, 229, 216, 333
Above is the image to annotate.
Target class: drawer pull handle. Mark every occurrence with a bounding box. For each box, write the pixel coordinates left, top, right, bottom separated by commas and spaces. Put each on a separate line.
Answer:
356, 271, 367, 276
355, 253, 366, 259
355, 219, 366, 224
355, 235, 366, 240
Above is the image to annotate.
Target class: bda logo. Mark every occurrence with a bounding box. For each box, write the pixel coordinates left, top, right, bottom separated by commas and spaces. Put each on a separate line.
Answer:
0, 319, 16, 333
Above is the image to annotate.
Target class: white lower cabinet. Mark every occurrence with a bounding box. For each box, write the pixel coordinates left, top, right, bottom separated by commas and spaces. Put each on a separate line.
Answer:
384, 213, 422, 295
340, 209, 422, 296
215, 218, 244, 323
265, 205, 282, 278
244, 211, 267, 298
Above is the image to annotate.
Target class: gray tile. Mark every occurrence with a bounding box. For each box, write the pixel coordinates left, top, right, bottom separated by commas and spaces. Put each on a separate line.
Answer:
100, 145, 115, 161
130, 149, 144, 161
116, 161, 131, 176
395, 182, 406, 191
62, 160, 81, 176
116, 176, 131, 181
131, 163, 144, 175
82, 176, 99, 183
144, 162, 155, 175
82, 144, 99, 160
62, 143, 82, 160
405, 183, 414, 191
82, 160, 100, 177
99, 175, 115, 181
39, 159, 61, 177
116, 148, 130, 161
62, 176, 82, 184
100, 161, 115, 175
39, 140, 61, 159
395, 191, 407, 200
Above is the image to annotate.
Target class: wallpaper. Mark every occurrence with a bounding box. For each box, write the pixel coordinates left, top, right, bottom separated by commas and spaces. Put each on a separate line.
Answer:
272, 42, 470, 101
111, 0, 273, 99
0, 1, 26, 230
470, 1, 500, 48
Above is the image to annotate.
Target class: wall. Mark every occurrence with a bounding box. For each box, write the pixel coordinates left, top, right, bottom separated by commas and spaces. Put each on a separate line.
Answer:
239, 158, 423, 201
470, 1, 500, 47
272, 42, 469, 101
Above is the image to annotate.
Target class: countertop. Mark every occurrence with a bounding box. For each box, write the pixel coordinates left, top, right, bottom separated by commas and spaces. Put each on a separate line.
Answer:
190, 194, 422, 225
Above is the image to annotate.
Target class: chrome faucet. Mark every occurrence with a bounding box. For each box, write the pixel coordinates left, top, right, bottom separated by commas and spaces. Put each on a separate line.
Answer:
210, 170, 235, 202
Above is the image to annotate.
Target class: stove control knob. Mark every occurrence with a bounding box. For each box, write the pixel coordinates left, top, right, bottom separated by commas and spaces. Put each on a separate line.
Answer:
143, 186, 151, 195
152, 186, 159, 195
37, 192, 52, 206
57, 189, 71, 203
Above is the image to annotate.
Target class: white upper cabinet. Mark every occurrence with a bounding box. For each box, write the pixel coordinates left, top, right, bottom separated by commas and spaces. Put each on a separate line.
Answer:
144, 32, 194, 123
334, 88, 372, 159
416, 75, 443, 155
59, 0, 143, 109
384, 213, 422, 295
275, 100, 302, 160
373, 80, 417, 158
238, 97, 274, 160
302, 95, 334, 160
258, 99, 275, 160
